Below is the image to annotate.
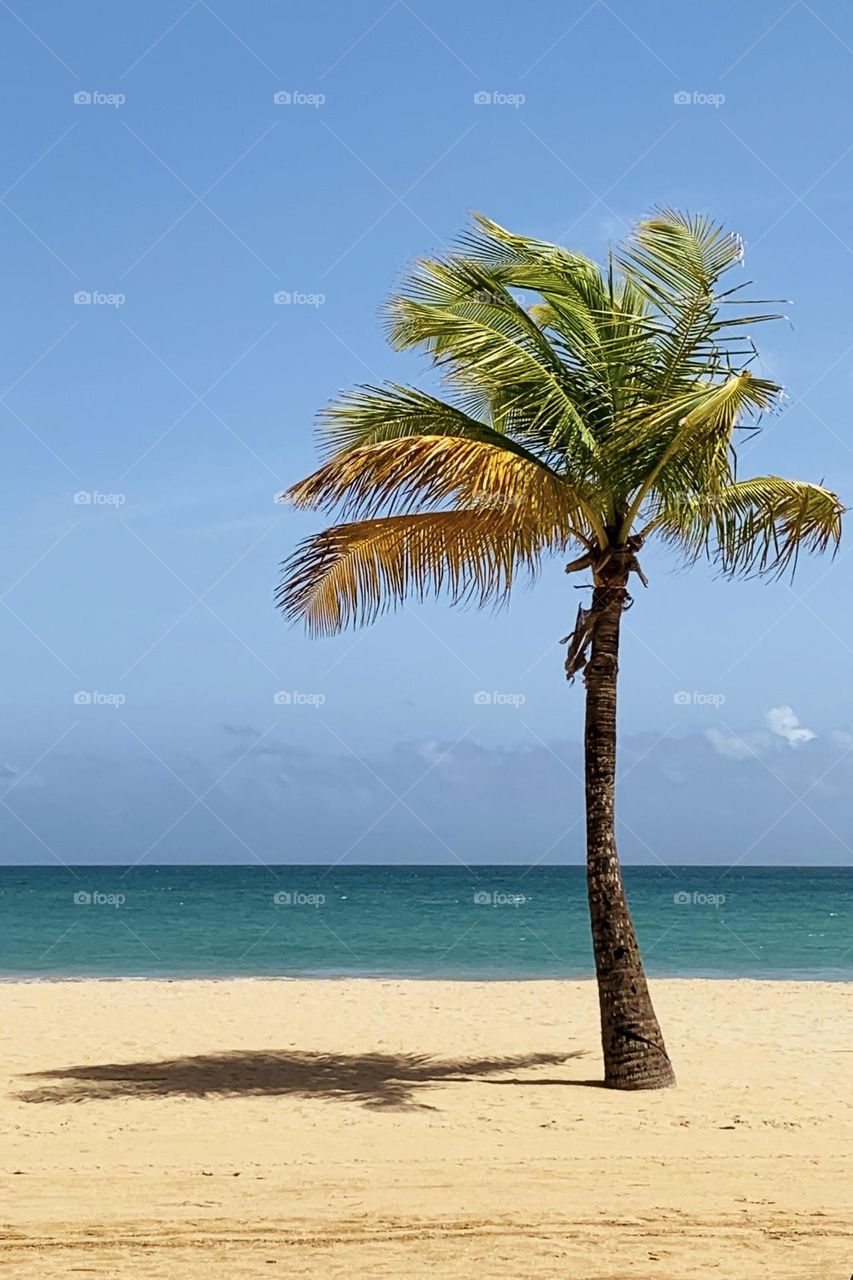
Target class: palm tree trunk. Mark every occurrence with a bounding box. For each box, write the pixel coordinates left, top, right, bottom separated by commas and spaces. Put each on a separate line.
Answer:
583, 555, 675, 1090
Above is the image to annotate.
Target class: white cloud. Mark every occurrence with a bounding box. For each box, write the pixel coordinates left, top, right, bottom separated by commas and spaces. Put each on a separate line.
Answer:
766, 705, 816, 748
705, 727, 759, 760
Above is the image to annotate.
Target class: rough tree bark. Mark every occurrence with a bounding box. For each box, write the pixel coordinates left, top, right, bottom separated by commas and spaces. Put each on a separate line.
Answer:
583, 549, 676, 1090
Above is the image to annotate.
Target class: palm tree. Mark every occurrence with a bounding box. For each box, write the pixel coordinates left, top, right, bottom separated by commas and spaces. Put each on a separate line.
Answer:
276, 212, 843, 1090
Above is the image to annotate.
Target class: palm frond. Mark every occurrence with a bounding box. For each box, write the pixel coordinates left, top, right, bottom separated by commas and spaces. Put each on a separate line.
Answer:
659, 476, 844, 577
315, 383, 536, 458
285, 434, 598, 544
617, 371, 782, 537
619, 209, 745, 301
456, 213, 608, 313
276, 509, 556, 636
385, 252, 601, 464
457, 215, 652, 434
617, 209, 784, 395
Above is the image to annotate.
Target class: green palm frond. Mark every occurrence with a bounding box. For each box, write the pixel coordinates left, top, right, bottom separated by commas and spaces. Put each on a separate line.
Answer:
447, 215, 654, 439
386, 250, 602, 465
315, 383, 527, 457
618, 209, 785, 393
619, 209, 745, 302
658, 477, 843, 577
616, 370, 782, 536
456, 214, 609, 315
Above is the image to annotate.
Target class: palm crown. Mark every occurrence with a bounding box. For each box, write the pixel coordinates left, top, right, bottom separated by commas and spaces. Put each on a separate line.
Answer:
277, 211, 843, 634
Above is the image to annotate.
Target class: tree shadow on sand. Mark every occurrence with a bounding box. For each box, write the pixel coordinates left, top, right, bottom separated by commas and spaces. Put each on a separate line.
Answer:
17, 1049, 589, 1111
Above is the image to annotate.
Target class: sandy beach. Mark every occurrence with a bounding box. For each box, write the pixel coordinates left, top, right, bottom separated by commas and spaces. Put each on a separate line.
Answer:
1, 978, 850, 1278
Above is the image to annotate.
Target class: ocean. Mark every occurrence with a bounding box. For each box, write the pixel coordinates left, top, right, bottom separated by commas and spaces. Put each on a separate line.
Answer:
0, 865, 849, 981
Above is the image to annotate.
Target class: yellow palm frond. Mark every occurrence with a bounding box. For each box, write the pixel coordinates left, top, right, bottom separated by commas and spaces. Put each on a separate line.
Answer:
276, 510, 558, 636
285, 434, 601, 544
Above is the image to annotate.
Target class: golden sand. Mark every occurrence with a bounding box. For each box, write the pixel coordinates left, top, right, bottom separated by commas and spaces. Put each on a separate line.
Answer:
1, 978, 850, 1278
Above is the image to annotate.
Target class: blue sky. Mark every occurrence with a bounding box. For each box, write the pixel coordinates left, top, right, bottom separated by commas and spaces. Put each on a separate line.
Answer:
2, 0, 852, 865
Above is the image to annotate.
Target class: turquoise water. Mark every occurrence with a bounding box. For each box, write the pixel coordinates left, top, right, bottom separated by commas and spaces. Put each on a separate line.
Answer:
0, 866, 849, 980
